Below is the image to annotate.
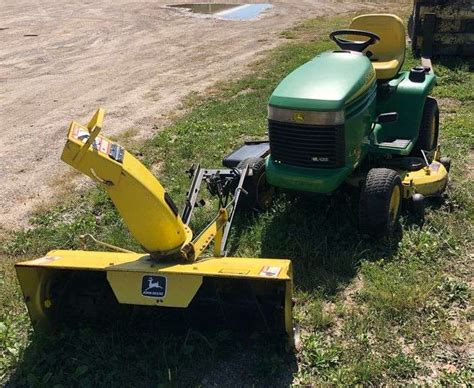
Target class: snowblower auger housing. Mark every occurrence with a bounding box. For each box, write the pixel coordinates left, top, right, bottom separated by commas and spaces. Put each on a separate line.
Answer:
15, 109, 296, 349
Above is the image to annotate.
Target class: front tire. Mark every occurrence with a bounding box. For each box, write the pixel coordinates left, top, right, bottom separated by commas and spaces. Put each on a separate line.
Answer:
237, 158, 274, 210
359, 168, 402, 237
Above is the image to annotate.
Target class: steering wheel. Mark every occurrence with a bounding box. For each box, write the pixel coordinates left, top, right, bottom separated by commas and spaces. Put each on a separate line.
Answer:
329, 29, 380, 52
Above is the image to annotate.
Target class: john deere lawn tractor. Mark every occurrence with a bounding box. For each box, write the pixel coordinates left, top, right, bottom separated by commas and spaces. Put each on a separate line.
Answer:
16, 109, 296, 349
224, 14, 451, 237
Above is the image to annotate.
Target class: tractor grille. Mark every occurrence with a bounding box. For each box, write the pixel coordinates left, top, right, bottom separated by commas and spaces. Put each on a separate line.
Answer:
268, 120, 345, 168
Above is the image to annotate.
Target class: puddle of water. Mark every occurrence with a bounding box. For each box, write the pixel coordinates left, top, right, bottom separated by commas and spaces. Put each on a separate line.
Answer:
216, 3, 272, 20
169, 3, 273, 20
170, 3, 241, 14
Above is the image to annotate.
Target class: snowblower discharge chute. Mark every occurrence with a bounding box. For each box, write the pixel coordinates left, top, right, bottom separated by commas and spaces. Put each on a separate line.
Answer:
15, 109, 295, 349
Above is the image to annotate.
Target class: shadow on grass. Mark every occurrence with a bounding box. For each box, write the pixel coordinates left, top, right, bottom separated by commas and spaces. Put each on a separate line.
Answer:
432, 56, 474, 72
230, 191, 404, 298
6, 193, 410, 388
7, 319, 297, 387
7, 277, 297, 387
7, 193, 431, 387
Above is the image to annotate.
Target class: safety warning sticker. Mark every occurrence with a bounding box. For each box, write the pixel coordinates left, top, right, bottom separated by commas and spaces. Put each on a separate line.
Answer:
99, 139, 110, 154
72, 125, 111, 155
430, 163, 440, 172
72, 125, 90, 142
259, 266, 281, 277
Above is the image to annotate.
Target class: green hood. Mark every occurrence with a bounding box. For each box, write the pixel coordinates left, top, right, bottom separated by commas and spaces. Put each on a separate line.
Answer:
269, 51, 376, 111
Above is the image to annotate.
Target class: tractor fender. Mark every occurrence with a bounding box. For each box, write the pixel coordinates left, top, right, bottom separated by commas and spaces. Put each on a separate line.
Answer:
376, 72, 436, 144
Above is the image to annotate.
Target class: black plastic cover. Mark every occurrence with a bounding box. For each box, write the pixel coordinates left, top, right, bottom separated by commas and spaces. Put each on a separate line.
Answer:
222, 141, 270, 168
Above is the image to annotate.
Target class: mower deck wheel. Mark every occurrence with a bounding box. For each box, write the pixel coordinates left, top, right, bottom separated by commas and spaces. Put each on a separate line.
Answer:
440, 157, 451, 173
237, 157, 274, 210
359, 168, 402, 237
410, 193, 425, 221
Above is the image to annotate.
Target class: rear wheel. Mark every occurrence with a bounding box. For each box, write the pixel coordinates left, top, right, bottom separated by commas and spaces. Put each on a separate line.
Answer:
237, 158, 274, 210
359, 168, 402, 237
412, 97, 439, 154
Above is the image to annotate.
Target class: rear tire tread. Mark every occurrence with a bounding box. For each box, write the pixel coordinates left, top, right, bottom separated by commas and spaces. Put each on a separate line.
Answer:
413, 97, 439, 153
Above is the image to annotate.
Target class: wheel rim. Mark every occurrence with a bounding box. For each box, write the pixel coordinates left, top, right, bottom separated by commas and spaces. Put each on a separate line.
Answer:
389, 185, 401, 226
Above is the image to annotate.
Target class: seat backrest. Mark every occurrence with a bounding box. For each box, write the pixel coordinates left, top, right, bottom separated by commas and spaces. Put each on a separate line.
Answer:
350, 14, 406, 73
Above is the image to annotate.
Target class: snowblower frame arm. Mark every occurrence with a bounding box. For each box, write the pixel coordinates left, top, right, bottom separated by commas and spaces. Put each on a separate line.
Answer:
181, 164, 249, 259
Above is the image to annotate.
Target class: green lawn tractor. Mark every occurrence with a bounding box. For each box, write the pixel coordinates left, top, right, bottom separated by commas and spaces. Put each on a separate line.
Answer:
224, 14, 450, 237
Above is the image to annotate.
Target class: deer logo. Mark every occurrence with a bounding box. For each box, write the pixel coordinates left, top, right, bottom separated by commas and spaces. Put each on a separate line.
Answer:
141, 275, 166, 298
144, 277, 163, 292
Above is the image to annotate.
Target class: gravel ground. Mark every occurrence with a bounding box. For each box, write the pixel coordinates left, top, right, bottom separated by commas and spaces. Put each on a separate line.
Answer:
0, 0, 370, 229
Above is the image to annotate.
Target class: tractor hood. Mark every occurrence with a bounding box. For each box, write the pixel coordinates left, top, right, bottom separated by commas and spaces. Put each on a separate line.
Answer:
269, 51, 376, 112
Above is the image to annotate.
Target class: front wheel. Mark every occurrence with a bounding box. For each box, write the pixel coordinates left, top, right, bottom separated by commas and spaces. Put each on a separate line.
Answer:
237, 158, 274, 210
359, 168, 402, 237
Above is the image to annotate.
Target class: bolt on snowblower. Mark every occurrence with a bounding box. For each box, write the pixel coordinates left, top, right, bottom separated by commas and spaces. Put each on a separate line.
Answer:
15, 109, 296, 349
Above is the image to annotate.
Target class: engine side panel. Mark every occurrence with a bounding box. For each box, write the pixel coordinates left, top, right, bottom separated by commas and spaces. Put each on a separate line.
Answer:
375, 71, 436, 148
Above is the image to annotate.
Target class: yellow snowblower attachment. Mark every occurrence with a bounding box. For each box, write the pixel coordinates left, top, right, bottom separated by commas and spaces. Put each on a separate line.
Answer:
16, 109, 296, 349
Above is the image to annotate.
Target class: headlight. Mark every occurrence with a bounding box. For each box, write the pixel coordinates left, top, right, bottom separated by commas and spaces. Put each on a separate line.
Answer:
268, 106, 344, 126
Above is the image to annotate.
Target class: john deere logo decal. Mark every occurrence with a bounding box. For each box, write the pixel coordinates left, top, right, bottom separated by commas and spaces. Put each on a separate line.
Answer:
141, 275, 166, 298
293, 112, 305, 123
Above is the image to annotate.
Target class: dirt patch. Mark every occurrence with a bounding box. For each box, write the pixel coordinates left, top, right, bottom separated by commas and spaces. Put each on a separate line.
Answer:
438, 97, 462, 113
467, 150, 474, 181
0, 0, 399, 230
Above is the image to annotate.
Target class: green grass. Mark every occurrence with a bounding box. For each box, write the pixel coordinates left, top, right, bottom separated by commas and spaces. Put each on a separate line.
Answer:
2, 9, 473, 386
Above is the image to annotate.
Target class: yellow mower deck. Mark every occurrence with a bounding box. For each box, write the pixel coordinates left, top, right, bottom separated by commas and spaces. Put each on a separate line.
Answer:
400, 160, 448, 198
